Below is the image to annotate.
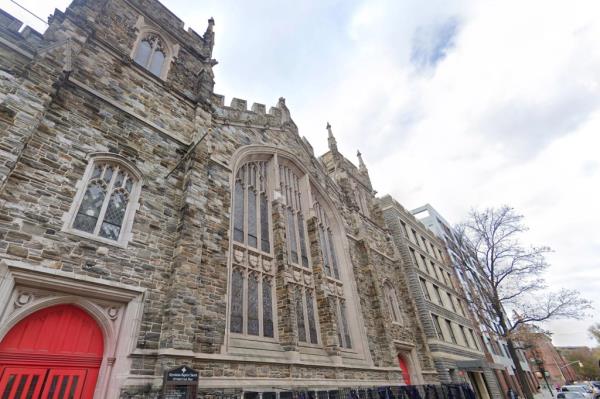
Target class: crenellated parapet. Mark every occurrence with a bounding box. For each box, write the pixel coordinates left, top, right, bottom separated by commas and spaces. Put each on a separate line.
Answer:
210, 94, 298, 131
0, 10, 43, 56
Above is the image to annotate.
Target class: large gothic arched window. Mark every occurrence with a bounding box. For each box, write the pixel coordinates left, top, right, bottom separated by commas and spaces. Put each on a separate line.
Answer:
228, 151, 359, 352
230, 159, 275, 338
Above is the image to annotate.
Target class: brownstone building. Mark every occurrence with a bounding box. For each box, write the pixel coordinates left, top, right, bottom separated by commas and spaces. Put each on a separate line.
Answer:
525, 331, 578, 388
0, 0, 452, 397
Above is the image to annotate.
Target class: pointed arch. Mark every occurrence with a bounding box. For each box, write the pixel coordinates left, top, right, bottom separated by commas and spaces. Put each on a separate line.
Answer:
226, 145, 372, 362
131, 16, 180, 79
62, 153, 143, 247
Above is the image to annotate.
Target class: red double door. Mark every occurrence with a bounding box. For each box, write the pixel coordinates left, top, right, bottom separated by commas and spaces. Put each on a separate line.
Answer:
0, 305, 104, 399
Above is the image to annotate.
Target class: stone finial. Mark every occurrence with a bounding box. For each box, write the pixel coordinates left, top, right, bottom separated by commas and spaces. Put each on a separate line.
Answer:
204, 18, 215, 55
207, 17, 215, 32
357, 149, 368, 174
327, 122, 338, 153
277, 97, 292, 124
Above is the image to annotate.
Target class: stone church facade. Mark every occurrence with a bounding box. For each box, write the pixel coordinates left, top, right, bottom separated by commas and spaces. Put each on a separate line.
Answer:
0, 0, 490, 397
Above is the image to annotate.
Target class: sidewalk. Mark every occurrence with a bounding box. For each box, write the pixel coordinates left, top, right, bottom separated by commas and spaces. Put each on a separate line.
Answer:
534, 387, 556, 399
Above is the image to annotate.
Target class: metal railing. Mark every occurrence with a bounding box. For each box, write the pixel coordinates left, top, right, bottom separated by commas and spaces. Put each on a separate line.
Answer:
182, 384, 478, 399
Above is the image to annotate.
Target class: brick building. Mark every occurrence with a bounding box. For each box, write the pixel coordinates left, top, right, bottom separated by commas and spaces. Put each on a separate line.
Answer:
380, 198, 499, 399
525, 331, 578, 388
0, 0, 447, 397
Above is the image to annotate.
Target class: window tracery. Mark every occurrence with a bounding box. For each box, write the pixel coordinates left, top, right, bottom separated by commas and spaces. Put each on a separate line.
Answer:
228, 151, 357, 352
65, 156, 140, 246
313, 190, 352, 349
230, 159, 275, 338
133, 33, 168, 77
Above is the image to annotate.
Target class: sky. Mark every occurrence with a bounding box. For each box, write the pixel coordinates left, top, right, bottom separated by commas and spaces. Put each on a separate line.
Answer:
3, 0, 599, 347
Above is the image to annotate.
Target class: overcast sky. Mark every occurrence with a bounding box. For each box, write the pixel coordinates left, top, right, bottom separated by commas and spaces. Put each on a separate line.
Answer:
4, 0, 599, 347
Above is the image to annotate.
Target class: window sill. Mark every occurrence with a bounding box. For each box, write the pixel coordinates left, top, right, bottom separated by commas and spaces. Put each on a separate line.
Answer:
229, 333, 279, 344
298, 341, 323, 349
392, 321, 404, 327
62, 227, 129, 249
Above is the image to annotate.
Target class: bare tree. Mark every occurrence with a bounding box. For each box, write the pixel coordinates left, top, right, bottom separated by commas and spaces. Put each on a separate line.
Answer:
453, 206, 591, 399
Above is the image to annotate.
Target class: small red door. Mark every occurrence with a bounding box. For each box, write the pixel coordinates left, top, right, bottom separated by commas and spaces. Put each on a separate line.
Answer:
0, 305, 103, 399
398, 355, 412, 385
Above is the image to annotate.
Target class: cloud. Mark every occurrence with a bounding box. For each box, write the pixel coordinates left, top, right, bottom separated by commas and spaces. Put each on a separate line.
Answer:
14, 0, 600, 346
410, 17, 460, 69
183, 0, 600, 346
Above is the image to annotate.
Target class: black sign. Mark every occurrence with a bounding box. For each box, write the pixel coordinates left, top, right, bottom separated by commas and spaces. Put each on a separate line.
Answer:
165, 366, 199, 383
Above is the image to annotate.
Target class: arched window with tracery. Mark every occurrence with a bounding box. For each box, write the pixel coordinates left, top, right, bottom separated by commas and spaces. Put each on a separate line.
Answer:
384, 281, 403, 324
229, 159, 275, 338
279, 161, 319, 345
313, 192, 352, 349
64, 155, 141, 246
133, 33, 168, 77
279, 162, 309, 268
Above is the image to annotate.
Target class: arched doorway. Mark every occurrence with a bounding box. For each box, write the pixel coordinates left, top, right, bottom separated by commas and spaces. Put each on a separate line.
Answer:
0, 304, 104, 398
398, 354, 412, 385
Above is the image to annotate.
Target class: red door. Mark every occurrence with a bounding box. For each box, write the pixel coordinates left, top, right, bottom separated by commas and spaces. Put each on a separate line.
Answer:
0, 367, 46, 398
398, 355, 412, 385
0, 305, 104, 399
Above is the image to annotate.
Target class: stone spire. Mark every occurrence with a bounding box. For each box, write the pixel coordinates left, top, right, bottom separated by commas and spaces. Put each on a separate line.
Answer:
357, 150, 368, 174
327, 122, 338, 153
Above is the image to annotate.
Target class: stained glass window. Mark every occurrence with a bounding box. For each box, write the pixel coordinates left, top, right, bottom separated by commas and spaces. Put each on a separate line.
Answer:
230, 159, 274, 339
73, 182, 106, 233
306, 290, 318, 344
287, 209, 298, 264
99, 190, 128, 240
314, 201, 341, 280
233, 181, 244, 243
133, 39, 151, 65
327, 229, 339, 279
295, 287, 306, 342
263, 279, 274, 338
248, 274, 259, 335
134, 34, 167, 77
230, 269, 244, 333
280, 164, 308, 267
318, 227, 331, 276
248, 189, 258, 248
233, 161, 270, 252
149, 49, 165, 76
297, 214, 308, 267
71, 160, 138, 243
260, 193, 269, 252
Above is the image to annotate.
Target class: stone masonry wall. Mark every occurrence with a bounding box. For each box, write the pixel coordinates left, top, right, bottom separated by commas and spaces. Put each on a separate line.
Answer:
0, 0, 444, 395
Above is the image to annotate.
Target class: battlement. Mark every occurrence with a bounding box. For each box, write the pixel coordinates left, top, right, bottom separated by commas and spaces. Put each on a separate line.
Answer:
211, 94, 296, 130
0, 9, 43, 53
